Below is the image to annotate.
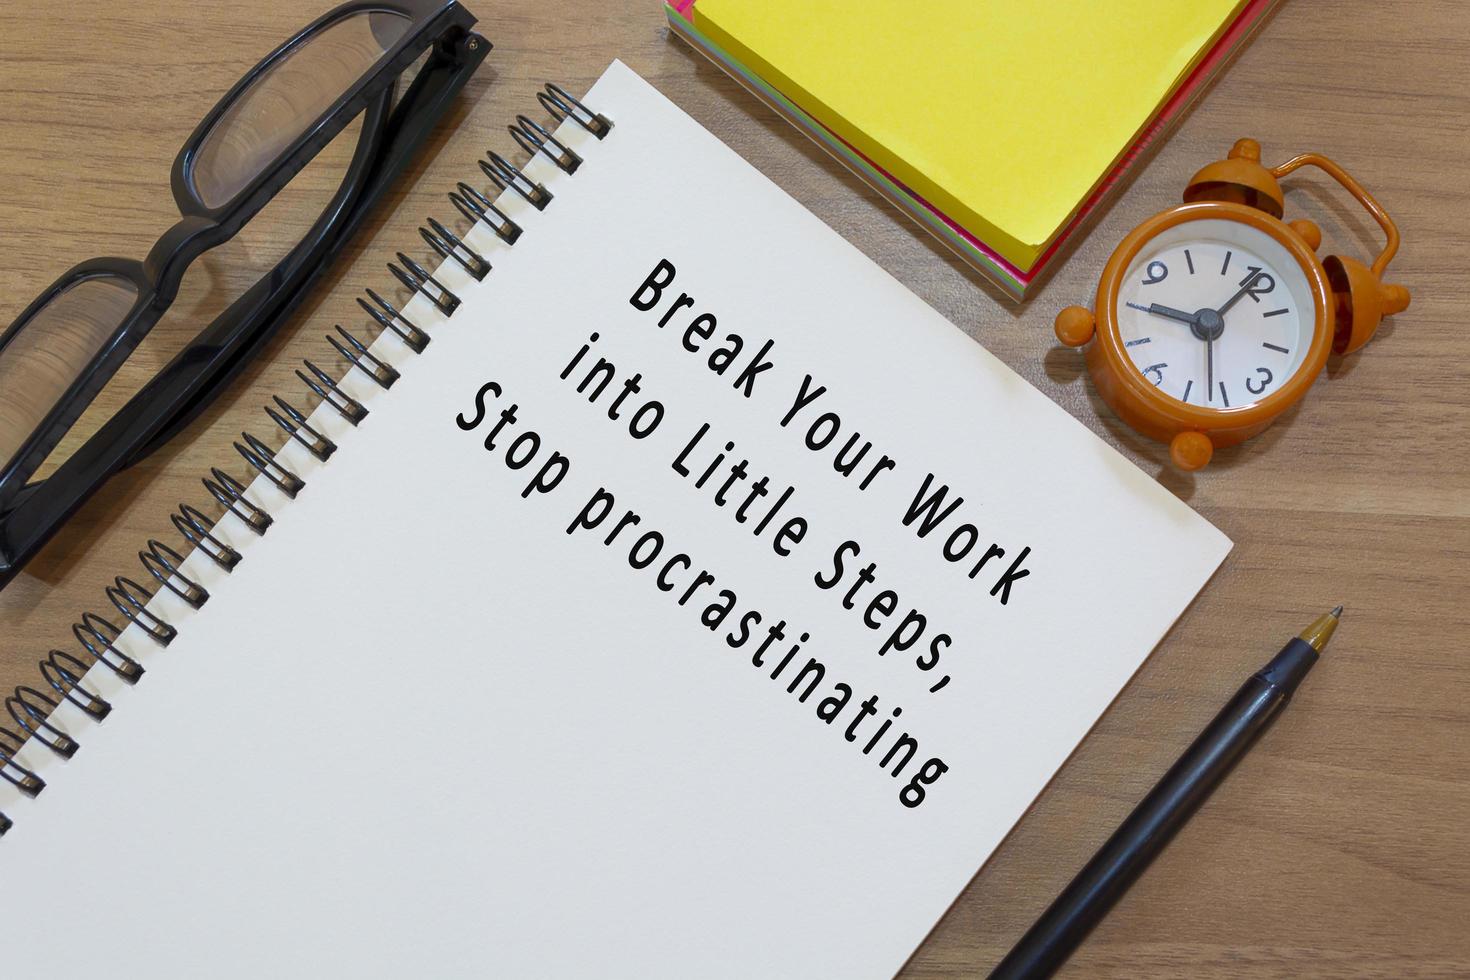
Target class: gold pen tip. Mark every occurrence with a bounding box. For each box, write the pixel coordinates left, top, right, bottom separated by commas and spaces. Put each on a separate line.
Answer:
1299, 606, 1343, 653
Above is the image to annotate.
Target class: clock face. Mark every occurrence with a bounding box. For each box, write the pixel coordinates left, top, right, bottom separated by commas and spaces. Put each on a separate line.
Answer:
1116, 217, 1318, 410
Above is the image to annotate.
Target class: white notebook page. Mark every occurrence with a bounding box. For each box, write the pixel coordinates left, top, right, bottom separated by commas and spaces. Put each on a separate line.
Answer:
0, 61, 1229, 978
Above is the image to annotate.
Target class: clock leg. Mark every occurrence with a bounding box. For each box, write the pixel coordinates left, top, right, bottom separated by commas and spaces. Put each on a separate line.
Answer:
1054, 306, 1096, 347
1170, 431, 1214, 471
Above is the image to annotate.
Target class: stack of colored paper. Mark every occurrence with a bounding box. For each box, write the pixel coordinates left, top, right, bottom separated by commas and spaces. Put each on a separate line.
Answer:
666, 0, 1279, 300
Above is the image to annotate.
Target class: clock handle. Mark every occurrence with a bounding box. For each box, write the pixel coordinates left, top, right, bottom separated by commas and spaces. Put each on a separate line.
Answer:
1270, 152, 1410, 354
1269, 152, 1400, 279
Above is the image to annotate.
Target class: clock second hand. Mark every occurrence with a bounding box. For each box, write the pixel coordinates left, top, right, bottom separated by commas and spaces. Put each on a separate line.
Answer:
1127, 272, 1267, 403
1207, 336, 1214, 403
1204, 271, 1270, 403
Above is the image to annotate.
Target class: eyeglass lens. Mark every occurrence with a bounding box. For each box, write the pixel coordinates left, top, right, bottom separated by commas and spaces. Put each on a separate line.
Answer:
0, 275, 139, 474
189, 11, 413, 209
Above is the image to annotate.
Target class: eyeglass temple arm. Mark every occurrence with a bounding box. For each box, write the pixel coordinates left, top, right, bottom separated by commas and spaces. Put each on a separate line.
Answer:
0, 84, 390, 585
0, 77, 386, 586
0, 36, 486, 588
121, 87, 394, 464
131, 30, 487, 462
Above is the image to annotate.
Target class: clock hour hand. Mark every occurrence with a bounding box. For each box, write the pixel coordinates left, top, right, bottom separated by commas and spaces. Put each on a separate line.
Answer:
1125, 301, 1199, 326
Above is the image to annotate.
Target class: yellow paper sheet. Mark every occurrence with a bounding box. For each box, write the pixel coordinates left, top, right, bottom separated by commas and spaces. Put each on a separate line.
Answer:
693, 0, 1246, 269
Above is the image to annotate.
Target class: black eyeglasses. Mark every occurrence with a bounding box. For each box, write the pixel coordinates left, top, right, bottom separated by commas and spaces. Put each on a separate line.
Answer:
0, 0, 487, 591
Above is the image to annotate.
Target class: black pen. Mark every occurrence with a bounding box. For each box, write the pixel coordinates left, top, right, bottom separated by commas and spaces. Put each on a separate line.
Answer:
990, 606, 1342, 979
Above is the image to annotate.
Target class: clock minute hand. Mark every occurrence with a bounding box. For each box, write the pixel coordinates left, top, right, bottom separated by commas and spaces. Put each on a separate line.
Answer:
1216, 271, 1267, 317
1125, 302, 1199, 326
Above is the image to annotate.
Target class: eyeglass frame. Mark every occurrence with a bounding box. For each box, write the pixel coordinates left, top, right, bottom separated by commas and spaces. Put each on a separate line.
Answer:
0, 0, 488, 590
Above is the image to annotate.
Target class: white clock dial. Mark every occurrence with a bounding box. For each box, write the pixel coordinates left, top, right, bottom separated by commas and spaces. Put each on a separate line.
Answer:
1116, 217, 1316, 409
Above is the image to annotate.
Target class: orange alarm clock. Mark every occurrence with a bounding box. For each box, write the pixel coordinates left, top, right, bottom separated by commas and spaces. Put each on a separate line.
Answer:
1055, 138, 1409, 471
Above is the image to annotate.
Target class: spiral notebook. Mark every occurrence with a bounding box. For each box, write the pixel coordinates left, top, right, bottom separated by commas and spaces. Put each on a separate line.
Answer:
0, 61, 1230, 978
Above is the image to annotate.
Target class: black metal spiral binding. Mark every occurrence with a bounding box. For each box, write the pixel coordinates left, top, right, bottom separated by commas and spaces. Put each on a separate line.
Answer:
39, 650, 112, 721
266, 397, 338, 462
360, 289, 431, 354
6, 687, 79, 759
329, 324, 401, 390
105, 576, 177, 646
140, 539, 209, 608
481, 152, 552, 211
1, 726, 44, 799
173, 503, 242, 570
511, 114, 582, 174
1, 80, 609, 835
299, 360, 369, 425
73, 613, 144, 683
449, 181, 521, 245
421, 217, 490, 281
389, 252, 460, 316
539, 82, 613, 139
236, 432, 307, 498
204, 467, 274, 534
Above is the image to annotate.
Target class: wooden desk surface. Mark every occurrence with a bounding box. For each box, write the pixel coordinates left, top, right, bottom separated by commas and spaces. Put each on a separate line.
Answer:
2, 1, 1466, 975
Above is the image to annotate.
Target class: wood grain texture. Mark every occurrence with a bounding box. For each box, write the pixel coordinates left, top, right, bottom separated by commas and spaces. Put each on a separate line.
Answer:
1, 1, 1466, 975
